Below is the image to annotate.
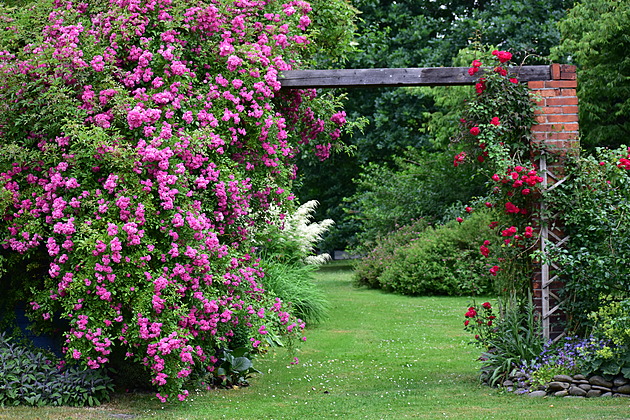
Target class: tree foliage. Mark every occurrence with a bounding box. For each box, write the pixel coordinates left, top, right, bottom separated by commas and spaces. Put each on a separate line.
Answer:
297, 0, 576, 251
553, 0, 630, 150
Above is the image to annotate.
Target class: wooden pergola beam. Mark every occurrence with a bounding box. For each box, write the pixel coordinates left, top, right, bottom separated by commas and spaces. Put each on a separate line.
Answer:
279, 65, 552, 89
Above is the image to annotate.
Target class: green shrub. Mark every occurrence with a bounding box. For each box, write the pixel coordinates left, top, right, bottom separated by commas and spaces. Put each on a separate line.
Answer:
345, 148, 486, 251
585, 299, 630, 378
545, 146, 630, 331
0, 333, 113, 406
368, 211, 495, 296
353, 219, 430, 289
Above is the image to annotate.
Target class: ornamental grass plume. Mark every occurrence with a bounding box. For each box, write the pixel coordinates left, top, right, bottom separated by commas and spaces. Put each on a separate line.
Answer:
283, 200, 334, 265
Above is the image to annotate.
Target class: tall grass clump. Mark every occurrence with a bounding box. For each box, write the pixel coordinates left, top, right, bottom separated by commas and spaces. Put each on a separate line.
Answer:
257, 201, 333, 325
480, 294, 545, 386
259, 263, 329, 326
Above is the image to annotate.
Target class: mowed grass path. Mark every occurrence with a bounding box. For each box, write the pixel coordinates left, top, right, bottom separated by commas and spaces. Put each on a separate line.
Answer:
2, 265, 629, 419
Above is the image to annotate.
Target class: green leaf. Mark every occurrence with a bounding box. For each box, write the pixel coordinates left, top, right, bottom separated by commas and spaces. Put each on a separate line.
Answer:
231, 357, 253, 372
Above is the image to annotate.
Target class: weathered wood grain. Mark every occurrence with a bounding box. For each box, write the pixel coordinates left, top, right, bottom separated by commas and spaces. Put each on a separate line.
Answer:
279, 66, 552, 89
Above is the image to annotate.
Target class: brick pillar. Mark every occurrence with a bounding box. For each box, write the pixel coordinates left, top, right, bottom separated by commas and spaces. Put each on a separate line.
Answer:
529, 64, 579, 152
527, 64, 579, 340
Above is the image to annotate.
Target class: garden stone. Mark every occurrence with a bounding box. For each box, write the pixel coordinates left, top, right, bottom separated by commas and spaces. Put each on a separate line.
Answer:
602, 392, 613, 398
573, 374, 586, 381
569, 386, 587, 397
586, 390, 602, 398
613, 393, 630, 398
589, 375, 613, 388
554, 390, 569, 397
578, 384, 591, 391
575, 379, 589, 385
553, 374, 573, 383
615, 384, 630, 394
502, 380, 514, 387
528, 390, 547, 397
613, 377, 628, 387
592, 385, 613, 392
547, 381, 569, 391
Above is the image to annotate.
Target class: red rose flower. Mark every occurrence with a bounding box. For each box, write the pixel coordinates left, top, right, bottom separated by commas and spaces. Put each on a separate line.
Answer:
493, 50, 512, 63
472, 59, 482, 68
482, 302, 492, 309
490, 117, 500, 126
497, 51, 512, 63
470, 127, 480, 136
480, 245, 490, 257
453, 151, 466, 167
505, 202, 520, 213
456, 217, 464, 223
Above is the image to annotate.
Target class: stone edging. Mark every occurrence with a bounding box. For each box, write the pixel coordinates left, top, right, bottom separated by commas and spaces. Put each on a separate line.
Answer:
503, 373, 630, 398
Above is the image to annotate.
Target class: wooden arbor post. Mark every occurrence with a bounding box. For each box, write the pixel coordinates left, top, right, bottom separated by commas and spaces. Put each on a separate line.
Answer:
279, 65, 579, 339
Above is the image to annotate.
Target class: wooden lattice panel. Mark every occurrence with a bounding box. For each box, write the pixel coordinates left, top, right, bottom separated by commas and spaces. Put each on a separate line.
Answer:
538, 156, 569, 341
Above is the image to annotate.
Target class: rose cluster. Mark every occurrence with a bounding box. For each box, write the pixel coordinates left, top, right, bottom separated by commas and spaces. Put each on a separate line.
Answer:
463, 301, 497, 348
453, 50, 539, 280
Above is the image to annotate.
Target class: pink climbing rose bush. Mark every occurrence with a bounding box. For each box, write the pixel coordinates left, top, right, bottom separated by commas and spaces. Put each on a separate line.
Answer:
0, 0, 352, 401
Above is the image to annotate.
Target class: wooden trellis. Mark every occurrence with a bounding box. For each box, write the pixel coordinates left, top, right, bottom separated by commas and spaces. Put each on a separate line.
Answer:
538, 155, 569, 342
280, 64, 579, 339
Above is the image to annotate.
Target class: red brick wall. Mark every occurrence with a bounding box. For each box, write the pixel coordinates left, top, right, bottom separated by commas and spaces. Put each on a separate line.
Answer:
529, 64, 579, 157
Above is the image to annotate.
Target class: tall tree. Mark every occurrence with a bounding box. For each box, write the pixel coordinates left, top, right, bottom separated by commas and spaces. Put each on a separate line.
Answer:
553, 0, 630, 150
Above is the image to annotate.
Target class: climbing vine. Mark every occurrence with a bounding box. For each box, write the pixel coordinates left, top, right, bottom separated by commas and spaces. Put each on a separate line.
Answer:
453, 50, 541, 296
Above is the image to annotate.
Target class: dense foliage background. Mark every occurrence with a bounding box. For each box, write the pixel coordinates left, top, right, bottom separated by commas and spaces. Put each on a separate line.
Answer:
297, 0, 577, 253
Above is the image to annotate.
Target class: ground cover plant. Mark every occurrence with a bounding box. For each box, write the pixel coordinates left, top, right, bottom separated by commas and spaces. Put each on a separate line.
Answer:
0, 0, 358, 402
0, 333, 114, 407
1, 266, 629, 419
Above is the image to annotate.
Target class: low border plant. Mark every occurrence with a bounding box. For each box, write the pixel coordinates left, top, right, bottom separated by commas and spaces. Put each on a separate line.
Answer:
0, 333, 113, 406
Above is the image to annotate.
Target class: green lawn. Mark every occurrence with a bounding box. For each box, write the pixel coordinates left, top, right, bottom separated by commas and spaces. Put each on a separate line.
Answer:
2, 265, 629, 419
